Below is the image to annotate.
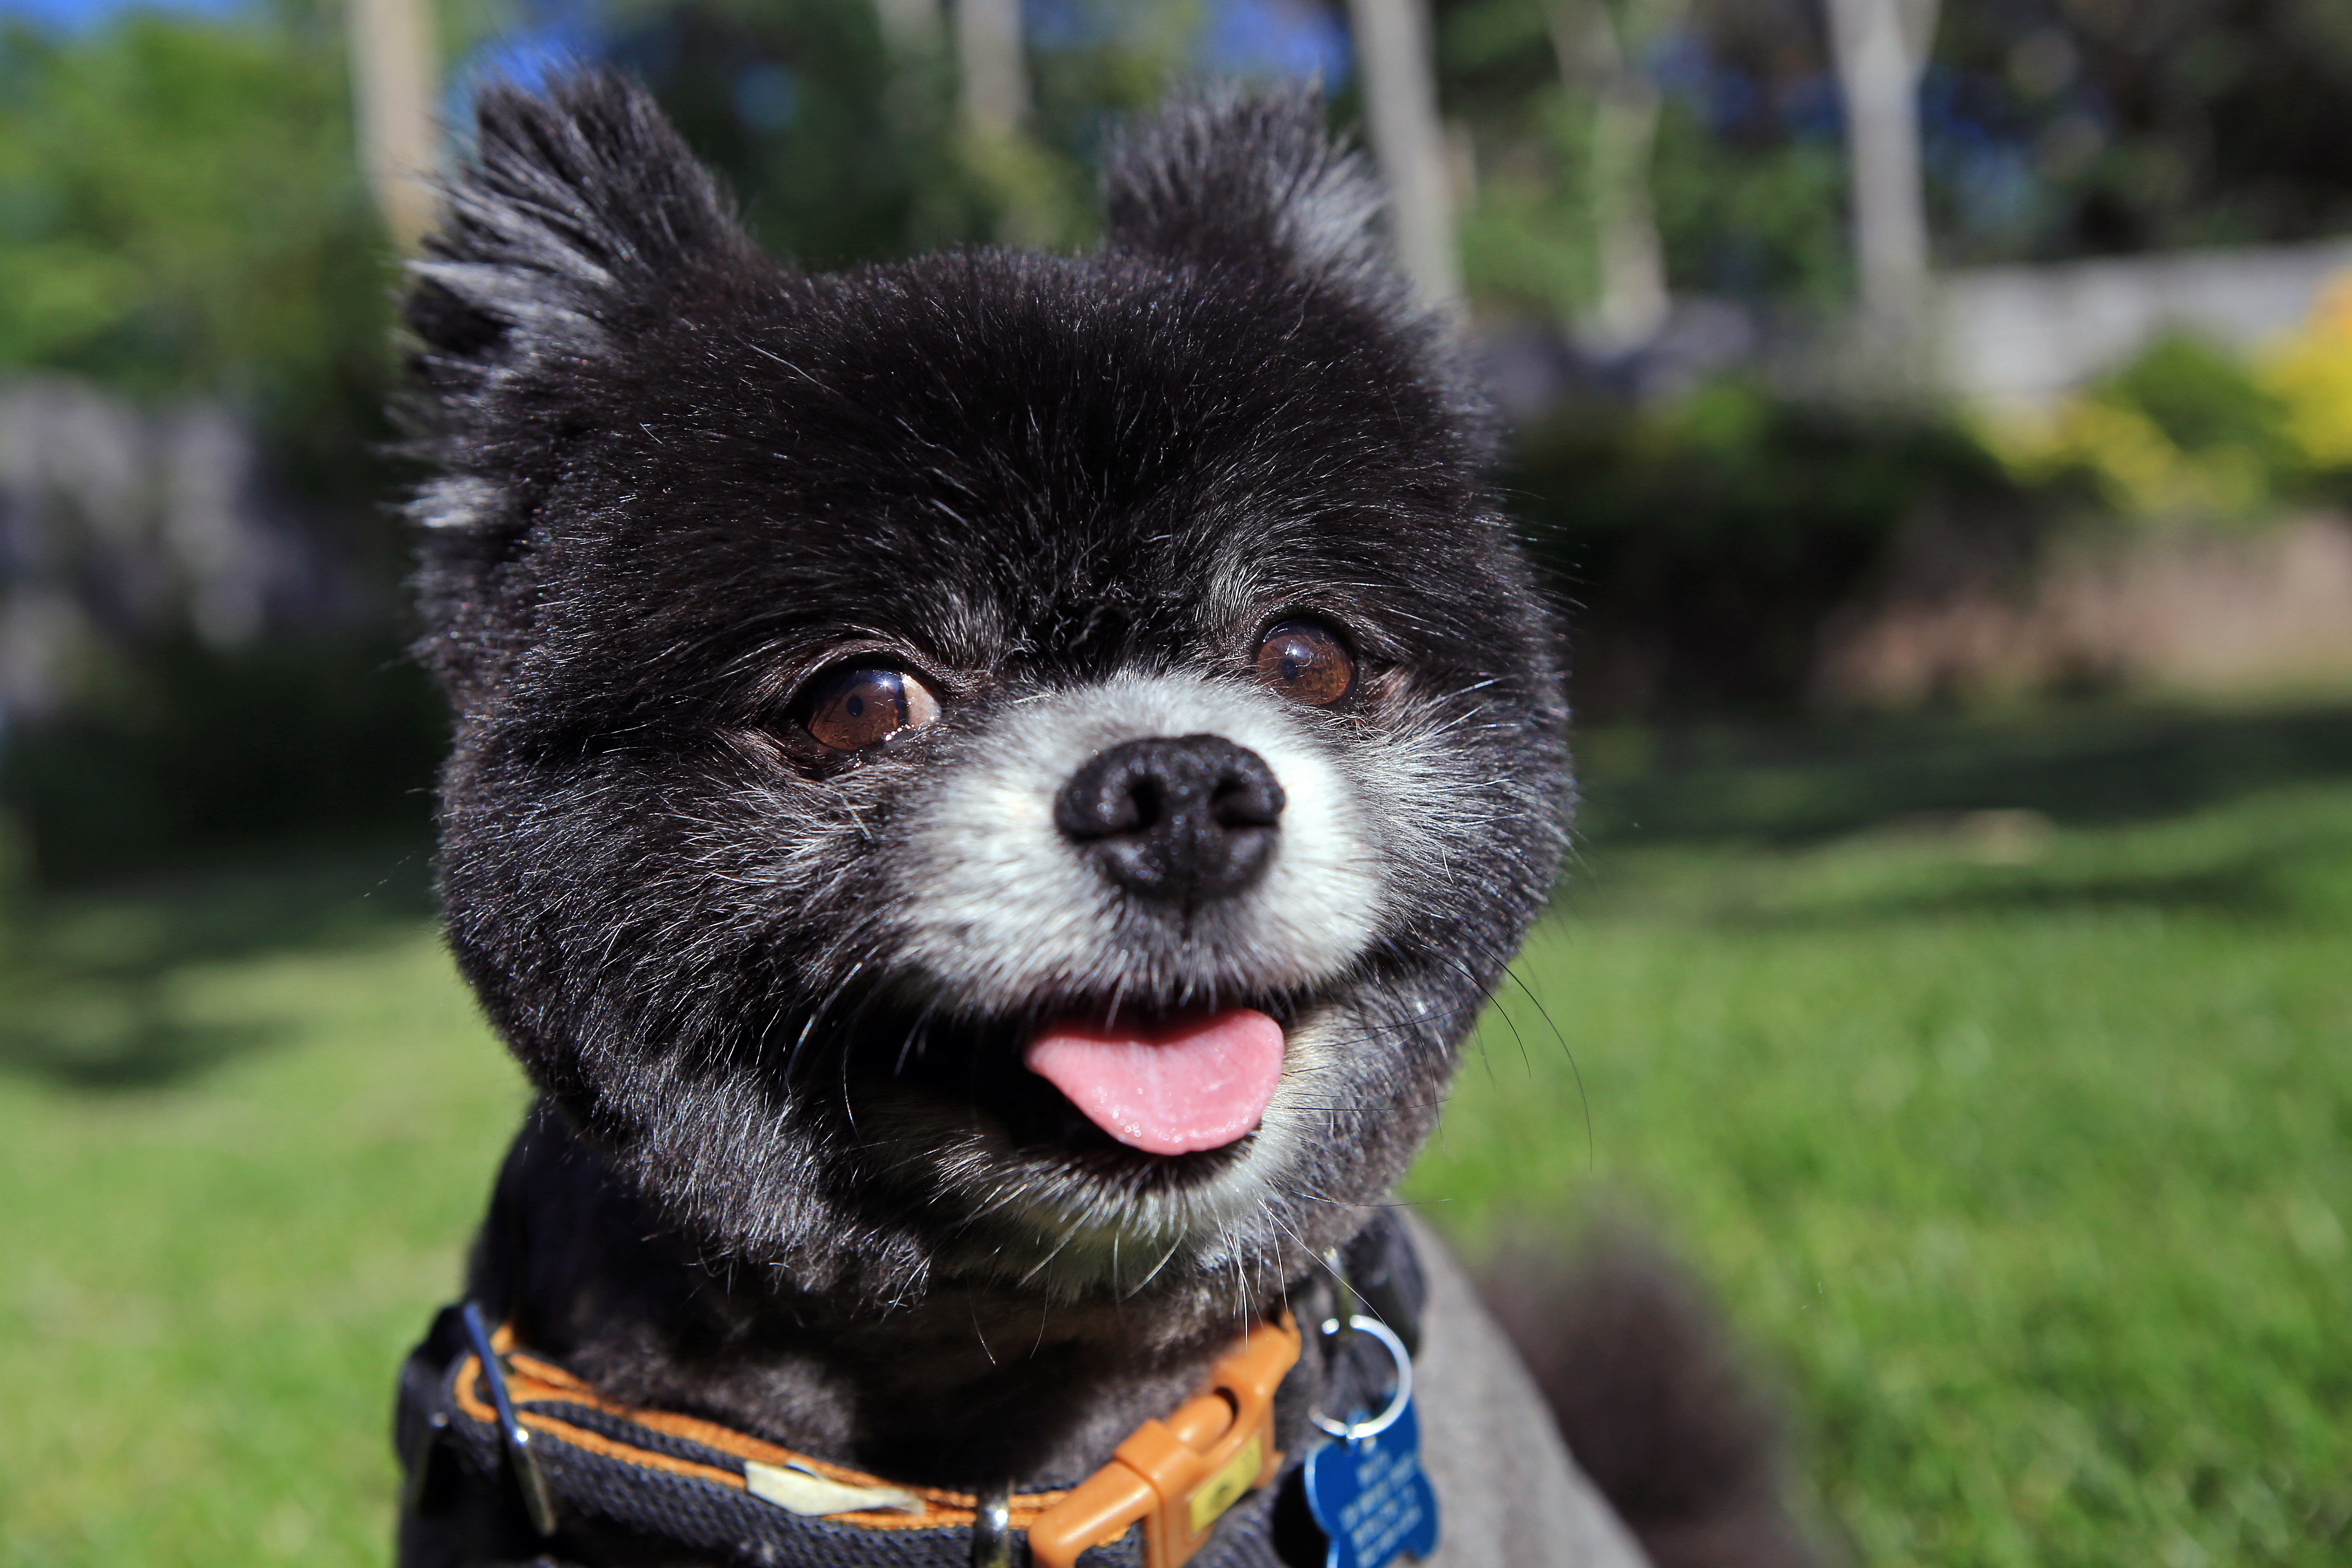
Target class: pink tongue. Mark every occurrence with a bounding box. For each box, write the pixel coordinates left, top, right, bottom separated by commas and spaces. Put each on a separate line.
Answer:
1023, 1008, 1286, 1156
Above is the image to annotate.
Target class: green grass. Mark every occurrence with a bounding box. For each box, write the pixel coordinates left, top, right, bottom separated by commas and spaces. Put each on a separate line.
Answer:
1414, 704, 2352, 1567
3, 705, 2349, 1567
0, 851, 527, 1566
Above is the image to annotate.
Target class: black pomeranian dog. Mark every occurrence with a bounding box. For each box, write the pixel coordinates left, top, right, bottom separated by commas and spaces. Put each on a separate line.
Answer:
392, 74, 1810, 1568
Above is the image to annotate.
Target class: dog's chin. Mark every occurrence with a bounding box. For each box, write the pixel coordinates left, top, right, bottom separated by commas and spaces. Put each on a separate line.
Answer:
843, 992, 1351, 1302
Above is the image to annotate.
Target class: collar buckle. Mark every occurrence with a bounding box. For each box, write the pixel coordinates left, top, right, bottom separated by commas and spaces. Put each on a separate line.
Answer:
1026, 1311, 1302, 1568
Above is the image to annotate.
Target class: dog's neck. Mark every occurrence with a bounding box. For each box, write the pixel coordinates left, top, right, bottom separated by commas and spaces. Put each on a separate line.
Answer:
468, 1107, 1305, 1490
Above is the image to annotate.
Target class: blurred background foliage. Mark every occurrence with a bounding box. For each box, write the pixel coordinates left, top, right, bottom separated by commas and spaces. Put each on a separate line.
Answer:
1442, 0, 2352, 307
0, 3, 392, 496
0, 1, 422, 882
595, 0, 995, 262
1507, 384, 2025, 711
1988, 287, 2352, 521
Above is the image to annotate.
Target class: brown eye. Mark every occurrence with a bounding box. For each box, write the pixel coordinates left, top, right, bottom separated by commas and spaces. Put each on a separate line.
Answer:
1254, 619, 1355, 706
801, 666, 940, 752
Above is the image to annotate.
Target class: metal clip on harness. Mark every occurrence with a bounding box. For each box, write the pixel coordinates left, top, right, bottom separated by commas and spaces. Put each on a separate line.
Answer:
460, 1302, 560, 1537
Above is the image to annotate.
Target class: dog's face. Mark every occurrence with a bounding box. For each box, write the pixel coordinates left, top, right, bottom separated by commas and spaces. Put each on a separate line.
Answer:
409, 80, 1567, 1316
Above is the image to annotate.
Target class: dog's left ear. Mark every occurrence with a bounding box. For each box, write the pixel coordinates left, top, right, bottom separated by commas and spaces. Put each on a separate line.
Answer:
1101, 86, 1411, 313
1100, 85, 1479, 439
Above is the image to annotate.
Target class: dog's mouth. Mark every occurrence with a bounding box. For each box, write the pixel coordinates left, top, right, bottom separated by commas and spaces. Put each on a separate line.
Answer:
833, 988, 1339, 1290
844, 991, 1314, 1171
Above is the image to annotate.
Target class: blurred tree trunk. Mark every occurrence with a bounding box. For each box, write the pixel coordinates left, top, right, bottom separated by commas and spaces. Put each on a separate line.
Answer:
344, 0, 438, 248
873, 0, 943, 55
1543, 0, 1687, 351
1348, 0, 1461, 308
954, 0, 1027, 136
1825, 0, 1939, 343
951, 0, 1080, 248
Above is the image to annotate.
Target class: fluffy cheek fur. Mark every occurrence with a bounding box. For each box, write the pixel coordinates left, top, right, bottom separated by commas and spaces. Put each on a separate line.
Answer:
435, 723, 949, 1296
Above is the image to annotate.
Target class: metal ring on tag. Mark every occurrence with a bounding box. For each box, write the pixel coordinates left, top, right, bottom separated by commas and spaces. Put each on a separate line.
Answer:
1310, 1314, 1413, 1440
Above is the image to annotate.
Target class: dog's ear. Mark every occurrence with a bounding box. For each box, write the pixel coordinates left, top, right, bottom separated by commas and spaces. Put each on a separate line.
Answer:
405, 73, 761, 704
1100, 86, 1403, 306
407, 71, 757, 393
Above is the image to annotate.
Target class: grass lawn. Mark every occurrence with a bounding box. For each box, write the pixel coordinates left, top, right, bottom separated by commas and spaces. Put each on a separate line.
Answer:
3, 704, 2348, 1567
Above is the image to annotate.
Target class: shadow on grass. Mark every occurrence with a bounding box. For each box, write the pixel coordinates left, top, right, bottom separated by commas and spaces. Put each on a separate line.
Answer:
3, 993, 279, 1089
1577, 700, 2352, 846
1710, 854, 2318, 932
0, 837, 438, 1089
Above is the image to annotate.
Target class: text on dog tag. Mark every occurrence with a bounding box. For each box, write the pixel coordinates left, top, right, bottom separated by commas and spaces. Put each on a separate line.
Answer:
1303, 1396, 1439, 1568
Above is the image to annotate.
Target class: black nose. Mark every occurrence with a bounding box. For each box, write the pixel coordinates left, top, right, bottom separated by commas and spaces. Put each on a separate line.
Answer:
1055, 735, 1285, 903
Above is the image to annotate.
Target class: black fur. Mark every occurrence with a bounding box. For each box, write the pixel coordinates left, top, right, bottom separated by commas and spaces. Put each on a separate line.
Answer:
400, 70, 1805, 1567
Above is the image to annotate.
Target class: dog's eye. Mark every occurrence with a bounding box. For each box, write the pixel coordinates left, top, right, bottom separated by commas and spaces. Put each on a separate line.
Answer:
1254, 620, 1355, 707
801, 666, 940, 752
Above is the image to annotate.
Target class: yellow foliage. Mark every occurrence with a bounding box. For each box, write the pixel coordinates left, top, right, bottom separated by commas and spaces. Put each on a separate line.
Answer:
2258, 275, 2352, 470
1982, 398, 2267, 520
1983, 272, 2352, 519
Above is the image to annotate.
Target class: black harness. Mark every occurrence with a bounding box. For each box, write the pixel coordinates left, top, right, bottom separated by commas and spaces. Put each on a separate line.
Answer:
395, 1214, 1428, 1568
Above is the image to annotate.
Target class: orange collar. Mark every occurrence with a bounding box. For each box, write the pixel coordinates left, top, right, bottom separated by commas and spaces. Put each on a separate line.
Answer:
454, 1311, 1303, 1568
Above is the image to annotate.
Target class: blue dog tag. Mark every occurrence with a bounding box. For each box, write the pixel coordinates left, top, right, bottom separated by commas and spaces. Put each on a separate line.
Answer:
1303, 1396, 1440, 1568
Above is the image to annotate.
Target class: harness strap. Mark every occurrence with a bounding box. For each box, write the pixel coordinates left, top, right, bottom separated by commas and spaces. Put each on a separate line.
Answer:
395, 1210, 1427, 1567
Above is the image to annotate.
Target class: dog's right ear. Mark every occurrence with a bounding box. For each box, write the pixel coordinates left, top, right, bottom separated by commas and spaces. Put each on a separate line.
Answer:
405, 73, 760, 705
407, 71, 757, 394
